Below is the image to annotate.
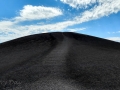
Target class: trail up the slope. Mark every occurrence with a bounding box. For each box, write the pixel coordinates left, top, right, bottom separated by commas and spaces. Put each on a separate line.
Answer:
42, 33, 72, 78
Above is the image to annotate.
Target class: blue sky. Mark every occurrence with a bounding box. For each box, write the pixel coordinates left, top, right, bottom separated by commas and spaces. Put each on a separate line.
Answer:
0, 0, 120, 43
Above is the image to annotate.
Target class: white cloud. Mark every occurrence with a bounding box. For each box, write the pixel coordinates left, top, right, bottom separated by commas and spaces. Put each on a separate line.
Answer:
60, 0, 114, 9
15, 5, 63, 21
65, 28, 86, 32
0, 20, 75, 43
0, 21, 15, 28
107, 31, 120, 34
60, 0, 97, 9
21, 20, 75, 32
74, 0, 120, 23
106, 37, 120, 42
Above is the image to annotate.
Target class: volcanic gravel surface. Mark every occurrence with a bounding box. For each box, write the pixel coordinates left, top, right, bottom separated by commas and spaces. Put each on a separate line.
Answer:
0, 32, 120, 90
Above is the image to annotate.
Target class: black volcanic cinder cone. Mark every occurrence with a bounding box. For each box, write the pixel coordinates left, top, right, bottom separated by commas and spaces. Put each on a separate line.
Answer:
0, 32, 120, 90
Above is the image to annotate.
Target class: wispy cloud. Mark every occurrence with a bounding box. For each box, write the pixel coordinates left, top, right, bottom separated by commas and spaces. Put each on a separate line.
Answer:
107, 31, 120, 34
60, 0, 117, 9
0, 21, 15, 28
74, 0, 120, 23
65, 28, 86, 32
14, 5, 63, 22
106, 37, 120, 42
60, 0, 97, 9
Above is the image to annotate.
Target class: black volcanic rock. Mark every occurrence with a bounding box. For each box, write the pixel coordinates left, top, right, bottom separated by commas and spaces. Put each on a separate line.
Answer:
0, 32, 120, 90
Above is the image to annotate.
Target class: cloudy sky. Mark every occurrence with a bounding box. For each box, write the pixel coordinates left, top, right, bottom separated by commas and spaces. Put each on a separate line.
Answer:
0, 0, 120, 43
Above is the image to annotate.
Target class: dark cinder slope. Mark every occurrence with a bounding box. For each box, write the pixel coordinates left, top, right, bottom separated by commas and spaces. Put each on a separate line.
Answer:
0, 32, 120, 90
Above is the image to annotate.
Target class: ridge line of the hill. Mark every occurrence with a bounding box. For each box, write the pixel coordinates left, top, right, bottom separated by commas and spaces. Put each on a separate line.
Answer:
0, 32, 120, 50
